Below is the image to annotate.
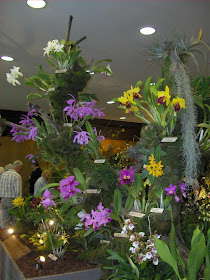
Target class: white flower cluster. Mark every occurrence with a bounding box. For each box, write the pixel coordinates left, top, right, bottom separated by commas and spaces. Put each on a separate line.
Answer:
121, 218, 160, 266
6, 66, 23, 86
44, 39, 64, 56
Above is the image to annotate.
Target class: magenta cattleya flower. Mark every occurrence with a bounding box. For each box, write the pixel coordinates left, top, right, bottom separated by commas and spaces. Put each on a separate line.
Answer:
82, 203, 112, 231
73, 129, 93, 145
42, 197, 56, 210
118, 166, 135, 185
43, 188, 53, 199
92, 127, 105, 142
63, 98, 105, 121
41, 189, 56, 210
10, 108, 38, 143
59, 176, 82, 200
165, 184, 177, 196
179, 181, 187, 198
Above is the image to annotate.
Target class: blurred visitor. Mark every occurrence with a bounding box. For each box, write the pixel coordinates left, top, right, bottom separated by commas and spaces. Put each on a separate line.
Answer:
34, 170, 51, 196
1, 160, 23, 228
29, 161, 42, 195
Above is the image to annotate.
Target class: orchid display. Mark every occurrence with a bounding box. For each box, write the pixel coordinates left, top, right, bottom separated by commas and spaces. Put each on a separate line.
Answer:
114, 78, 186, 137
79, 203, 112, 232
120, 219, 160, 266
164, 181, 187, 203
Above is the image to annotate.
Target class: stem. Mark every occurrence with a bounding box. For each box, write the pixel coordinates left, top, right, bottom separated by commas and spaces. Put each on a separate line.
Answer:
65, 15, 73, 42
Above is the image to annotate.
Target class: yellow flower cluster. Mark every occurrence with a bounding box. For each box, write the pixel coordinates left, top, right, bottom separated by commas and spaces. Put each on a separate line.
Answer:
13, 196, 25, 207
118, 86, 141, 113
157, 86, 186, 110
145, 154, 164, 178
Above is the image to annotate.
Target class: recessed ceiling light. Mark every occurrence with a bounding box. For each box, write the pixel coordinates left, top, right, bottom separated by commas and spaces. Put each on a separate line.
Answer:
140, 27, 156, 35
27, 0, 46, 9
120, 117, 126, 120
107, 101, 115, 104
1, 56, 14, 61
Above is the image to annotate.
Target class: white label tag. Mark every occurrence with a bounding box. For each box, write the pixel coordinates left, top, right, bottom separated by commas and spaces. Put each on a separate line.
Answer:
94, 159, 106, 164
100, 240, 110, 244
48, 87, 55, 91
114, 233, 128, 238
86, 189, 101, 194
39, 239, 44, 245
161, 137, 178, 143
48, 254, 58, 261
129, 211, 145, 218
55, 69, 67, 74
150, 208, 164, 213
63, 123, 73, 127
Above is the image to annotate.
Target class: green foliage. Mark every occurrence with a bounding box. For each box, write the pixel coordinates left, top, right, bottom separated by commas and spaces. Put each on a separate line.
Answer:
154, 223, 208, 280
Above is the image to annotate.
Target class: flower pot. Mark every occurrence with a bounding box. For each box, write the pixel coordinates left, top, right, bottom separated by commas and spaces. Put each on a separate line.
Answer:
1, 241, 102, 280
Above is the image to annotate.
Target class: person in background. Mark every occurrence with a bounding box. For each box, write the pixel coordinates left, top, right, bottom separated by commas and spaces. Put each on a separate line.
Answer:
34, 170, 51, 196
0, 160, 23, 228
4, 163, 12, 171
29, 161, 42, 195
0, 167, 5, 176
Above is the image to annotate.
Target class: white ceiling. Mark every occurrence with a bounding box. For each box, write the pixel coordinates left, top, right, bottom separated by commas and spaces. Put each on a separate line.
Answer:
1, 0, 210, 123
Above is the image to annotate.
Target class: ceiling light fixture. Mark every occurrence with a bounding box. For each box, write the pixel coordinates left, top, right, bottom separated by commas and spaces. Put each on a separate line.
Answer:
107, 101, 115, 104
120, 117, 126, 120
140, 27, 156, 35
27, 0, 46, 9
1, 56, 14, 61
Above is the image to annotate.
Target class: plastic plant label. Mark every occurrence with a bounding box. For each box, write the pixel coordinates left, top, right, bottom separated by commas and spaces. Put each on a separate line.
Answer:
129, 211, 145, 218
86, 189, 101, 194
55, 69, 67, 74
94, 159, 106, 164
161, 137, 178, 143
150, 208, 164, 213
48, 254, 58, 261
63, 123, 73, 127
100, 240, 110, 244
114, 233, 128, 238
48, 87, 55, 91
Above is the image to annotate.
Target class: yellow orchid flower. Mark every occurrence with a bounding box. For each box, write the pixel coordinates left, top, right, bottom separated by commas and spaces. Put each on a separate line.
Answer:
171, 97, 186, 112
157, 85, 171, 106
13, 196, 25, 207
145, 154, 164, 178
127, 85, 142, 99
118, 91, 134, 108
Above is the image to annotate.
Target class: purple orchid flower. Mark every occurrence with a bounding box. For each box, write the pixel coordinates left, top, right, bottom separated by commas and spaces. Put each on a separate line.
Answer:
118, 166, 135, 185
82, 203, 112, 231
165, 184, 177, 196
41, 197, 56, 210
73, 129, 93, 145
41, 189, 56, 210
179, 181, 187, 198
59, 176, 82, 200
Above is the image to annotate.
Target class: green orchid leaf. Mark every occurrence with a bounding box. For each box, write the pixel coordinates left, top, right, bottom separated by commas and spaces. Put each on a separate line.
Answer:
73, 167, 87, 191
155, 145, 161, 161
204, 268, 210, 280
169, 219, 177, 260
141, 169, 149, 180
125, 194, 135, 211
154, 236, 181, 280
206, 228, 210, 267
26, 93, 44, 100
193, 95, 204, 109
114, 189, 122, 214
83, 227, 94, 237
155, 78, 165, 90
59, 202, 71, 215
134, 173, 142, 195
135, 80, 143, 88
143, 76, 152, 102
95, 58, 112, 66
109, 211, 122, 222
36, 183, 60, 197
